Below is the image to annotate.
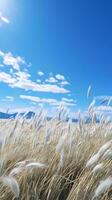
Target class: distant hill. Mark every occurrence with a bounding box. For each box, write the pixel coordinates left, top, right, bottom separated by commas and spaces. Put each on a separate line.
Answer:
0, 112, 17, 119
0, 111, 35, 119
0, 111, 104, 123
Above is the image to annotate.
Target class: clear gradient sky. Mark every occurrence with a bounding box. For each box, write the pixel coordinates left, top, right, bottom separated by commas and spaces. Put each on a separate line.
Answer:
0, 0, 112, 114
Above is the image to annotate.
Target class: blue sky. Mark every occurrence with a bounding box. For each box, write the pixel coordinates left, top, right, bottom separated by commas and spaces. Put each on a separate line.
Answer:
0, 0, 112, 115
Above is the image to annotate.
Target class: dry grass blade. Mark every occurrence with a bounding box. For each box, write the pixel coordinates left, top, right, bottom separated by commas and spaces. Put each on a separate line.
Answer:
87, 85, 92, 99
0, 109, 111, 200
26, 162, 47, 169
0, 176, 20, 198
94, 176, 112, 198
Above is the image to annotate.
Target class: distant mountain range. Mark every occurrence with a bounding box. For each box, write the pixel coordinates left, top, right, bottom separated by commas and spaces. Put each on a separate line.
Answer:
0, 111, 102, 123
0, 111, 35, 119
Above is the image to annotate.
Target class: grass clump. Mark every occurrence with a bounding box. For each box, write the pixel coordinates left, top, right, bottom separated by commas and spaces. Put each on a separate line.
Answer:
0, 108, 112, 200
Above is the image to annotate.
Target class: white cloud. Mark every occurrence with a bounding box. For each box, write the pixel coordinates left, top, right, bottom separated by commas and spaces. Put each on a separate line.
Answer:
0, 50, 71, 94
20, 95, 58, 105
95, 96, 112, 100
55, 74, 65, 81
20, 95, 76, 107
0, 71, 69, 93
12, 80, 69, 93
0, 72, 16, 84
60, 81, 70, 86
62, 97, 75, 103
5, 96, 14, 101
15, 71, 31, 81
52, 101, 76, 107
94, 96, 112, 105
36, 79, 41, 83
94, 106, 112, 112
0, 51, 25, 70
0, 12, 10, 24
46, 77, 58, 83
38, 71, 44, 76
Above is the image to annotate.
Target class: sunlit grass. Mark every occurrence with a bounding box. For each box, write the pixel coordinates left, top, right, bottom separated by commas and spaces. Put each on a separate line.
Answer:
0, 108, 112, 200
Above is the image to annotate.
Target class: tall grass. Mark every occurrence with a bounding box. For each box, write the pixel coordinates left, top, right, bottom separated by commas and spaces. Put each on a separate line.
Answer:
0, 107, 112, 199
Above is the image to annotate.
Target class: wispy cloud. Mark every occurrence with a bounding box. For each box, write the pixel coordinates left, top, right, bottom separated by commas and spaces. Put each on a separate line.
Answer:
59, 81, 70, 86
55, 74, 65, 81
6, 96, 14, 101
62, 97, 75, 103
2, 96, 14, 102
37, 71, 44, 76
94, 96, 112, 101
0, 12, 10, 24
20, 95, 76, 107
0, 72, 16, 84
94, 106, 112, 112
13, 80, 69, 93
0, 51, 25, 70
45, 77, 58, 83
45, 74, 70, 85
36, 79, 41, 83
0, 50, 71, 94
15, 71, 31, 80
0, 69, 69, 94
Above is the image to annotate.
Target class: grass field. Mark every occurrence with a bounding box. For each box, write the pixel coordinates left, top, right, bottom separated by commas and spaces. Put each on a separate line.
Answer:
0, 110, 112, 200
